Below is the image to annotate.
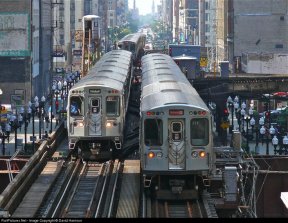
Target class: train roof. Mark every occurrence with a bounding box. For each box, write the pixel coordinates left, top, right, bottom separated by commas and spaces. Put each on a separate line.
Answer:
118, 33, 146, 44
70, 50, 132, 92
140, 54, 209, 112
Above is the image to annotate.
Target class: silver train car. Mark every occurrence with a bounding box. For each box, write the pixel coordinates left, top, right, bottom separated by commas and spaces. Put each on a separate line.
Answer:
117, 33, 146, 66
140, 53, 214, 199
67, 50, 133, 160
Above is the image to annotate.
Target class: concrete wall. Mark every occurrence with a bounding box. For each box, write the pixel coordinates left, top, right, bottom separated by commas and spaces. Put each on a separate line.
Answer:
242, 53, 288, 74
234, 0, 288, 57
0, 0, 32, 105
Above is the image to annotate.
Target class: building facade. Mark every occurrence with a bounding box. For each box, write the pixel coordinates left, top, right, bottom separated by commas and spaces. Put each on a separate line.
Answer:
0, 0, 51, 106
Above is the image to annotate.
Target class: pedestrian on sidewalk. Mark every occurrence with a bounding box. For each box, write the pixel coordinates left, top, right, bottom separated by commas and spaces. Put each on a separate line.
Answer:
1, 132, 5, 155
5, 123, 11, 142
55, 113, 59, 128
27, 106, 32, 123
44, 131, 48, 139
18, 113, 23, 132
45, 113, 49, 129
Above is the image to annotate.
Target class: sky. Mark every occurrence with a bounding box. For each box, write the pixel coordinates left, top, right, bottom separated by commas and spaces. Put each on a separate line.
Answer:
128, 0, 161, 15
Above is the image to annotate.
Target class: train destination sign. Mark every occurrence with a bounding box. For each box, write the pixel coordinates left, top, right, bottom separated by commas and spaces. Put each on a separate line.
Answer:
89, 89, 101, 94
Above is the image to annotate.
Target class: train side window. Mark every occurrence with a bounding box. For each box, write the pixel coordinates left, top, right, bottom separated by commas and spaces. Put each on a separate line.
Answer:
106, 96, 119, 116
190, 118, 209, 146
144, 119, 163, 146
91, 99, 100, 114
70, 97, 83, 116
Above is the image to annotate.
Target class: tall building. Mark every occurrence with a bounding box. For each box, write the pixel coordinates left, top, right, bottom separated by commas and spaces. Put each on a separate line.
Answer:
0, 0, 52, 105
170, 0, 204, 45
161, 0, 173, 41
231, 0, 288, 74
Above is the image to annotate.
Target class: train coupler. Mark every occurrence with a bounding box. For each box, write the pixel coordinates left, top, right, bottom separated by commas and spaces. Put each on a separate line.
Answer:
169, 179, 185, 194
143, 175, 152, 188
203, 178, 211, 187
114, 140, 122, 150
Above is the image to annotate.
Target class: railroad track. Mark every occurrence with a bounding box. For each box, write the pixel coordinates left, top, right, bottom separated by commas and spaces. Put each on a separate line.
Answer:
61, 161, 105, 218
142, 190, 218, 218
25, 158, 123, 218
153, 200, 202, 218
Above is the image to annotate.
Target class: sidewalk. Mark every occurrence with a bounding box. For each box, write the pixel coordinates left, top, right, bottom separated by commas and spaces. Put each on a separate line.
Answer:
1, 117, 59, 156
222, 115, 277, 156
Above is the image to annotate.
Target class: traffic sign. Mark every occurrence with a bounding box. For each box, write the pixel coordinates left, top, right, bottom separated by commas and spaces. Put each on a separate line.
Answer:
200, 57, 208, 67
221, 121, 230, 129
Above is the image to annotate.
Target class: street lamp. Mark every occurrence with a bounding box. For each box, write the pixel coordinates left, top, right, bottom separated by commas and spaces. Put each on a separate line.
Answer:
250, 117, 255, 133
227, 96, 234, 133
240, 107, 246, 133
248, 106, 254, 116
259, 117, 265, 126
10, 113, 18, 152
244, 115, 251, 153
283, 135, 288, 155
23, 109, 29, 153
272, 135, 279, 155
260, 125, 266, 144
62, 80, 68, 119
30, 96, 39, 152
51, 83, 57, 133
39, 96, 46, 139
56, 81, 62, 124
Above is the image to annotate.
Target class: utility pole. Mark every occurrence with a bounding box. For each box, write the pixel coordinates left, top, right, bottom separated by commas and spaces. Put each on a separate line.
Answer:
50, 0, 64, 124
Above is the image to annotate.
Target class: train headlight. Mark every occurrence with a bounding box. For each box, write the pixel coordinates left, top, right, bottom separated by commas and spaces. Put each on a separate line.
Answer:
199, 151, 206, 158
191, 151, 206, 158
106, 121, 113, 127
148, 152, 155, 159
106, 120, 117, 127
74, 121, 84, 127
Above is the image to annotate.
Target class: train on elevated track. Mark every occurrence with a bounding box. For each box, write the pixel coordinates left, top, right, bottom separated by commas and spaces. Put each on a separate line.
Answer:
140, 53, 214, 200
117, 32, 146, 67
67, 50, 133, 160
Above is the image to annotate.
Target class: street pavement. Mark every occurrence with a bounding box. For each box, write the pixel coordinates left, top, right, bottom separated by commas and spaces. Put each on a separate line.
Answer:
224, 116, 279, 156
1, 116, 59, 156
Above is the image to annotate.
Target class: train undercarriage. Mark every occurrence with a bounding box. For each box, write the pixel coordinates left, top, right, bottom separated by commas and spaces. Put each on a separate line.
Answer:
143, 173, 209, 200
69, 138, 122, 161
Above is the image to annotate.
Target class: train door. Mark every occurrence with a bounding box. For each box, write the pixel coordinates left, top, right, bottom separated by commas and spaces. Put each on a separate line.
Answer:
168, 119, 185, 170
89, 97, 101, 136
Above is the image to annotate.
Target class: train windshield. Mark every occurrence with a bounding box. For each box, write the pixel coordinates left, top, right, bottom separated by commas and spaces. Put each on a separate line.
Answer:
106, 96, 120, 116
70, 96, 83, 116
144, 119, 163, 146
190, 118, 209, 146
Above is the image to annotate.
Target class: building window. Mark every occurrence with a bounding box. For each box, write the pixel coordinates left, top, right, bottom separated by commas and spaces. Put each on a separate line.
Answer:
205, 13, 209, 22
205, 24, 210, 32
275, 44, 283, 49
205, 1, 209, 10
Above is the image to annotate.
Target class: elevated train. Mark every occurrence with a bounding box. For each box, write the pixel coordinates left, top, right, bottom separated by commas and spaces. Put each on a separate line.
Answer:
140, 53, 214, 199
117, 33, 146, 67
67, 50, 133, 160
